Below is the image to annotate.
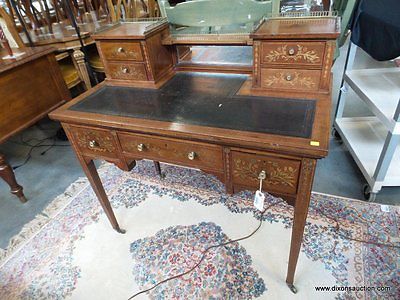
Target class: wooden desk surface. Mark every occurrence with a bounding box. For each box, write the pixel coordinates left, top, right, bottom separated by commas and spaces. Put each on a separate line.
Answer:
0, 46, 55, 73
50, 72, 330, 158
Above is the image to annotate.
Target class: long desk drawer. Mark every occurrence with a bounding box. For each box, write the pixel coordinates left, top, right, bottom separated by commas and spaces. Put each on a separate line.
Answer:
118, 133, 224, 171
231, 151, 301, 195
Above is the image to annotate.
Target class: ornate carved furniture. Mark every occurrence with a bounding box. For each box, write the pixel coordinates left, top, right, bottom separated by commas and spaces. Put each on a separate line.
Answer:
0, 46, 70, 202
50, 16, 339, 293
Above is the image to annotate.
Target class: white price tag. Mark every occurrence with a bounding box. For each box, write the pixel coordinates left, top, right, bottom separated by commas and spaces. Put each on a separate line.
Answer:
380, 205, 390, 212
254, 190, 265, 211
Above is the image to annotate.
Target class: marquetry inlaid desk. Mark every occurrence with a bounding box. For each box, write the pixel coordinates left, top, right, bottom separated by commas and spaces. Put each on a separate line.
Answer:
50, 16, 339, 293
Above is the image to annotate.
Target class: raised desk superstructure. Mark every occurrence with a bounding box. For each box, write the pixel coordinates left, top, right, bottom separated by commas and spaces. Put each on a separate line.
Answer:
50, 17, 339, 293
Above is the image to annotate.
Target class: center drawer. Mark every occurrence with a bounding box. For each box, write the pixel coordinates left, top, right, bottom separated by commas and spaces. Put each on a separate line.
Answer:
118, 133, 224, 171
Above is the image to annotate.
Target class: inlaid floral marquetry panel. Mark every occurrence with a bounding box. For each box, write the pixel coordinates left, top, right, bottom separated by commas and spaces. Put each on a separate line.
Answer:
108, 63, 148, 81
101, 42, 144, 61
73, 129, 117, 154
261, 42, 325, 66
232, 152, 300, 195
261, 69, 320, 91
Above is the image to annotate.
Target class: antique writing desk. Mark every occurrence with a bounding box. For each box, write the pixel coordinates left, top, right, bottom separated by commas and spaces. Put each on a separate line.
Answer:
50, 16, 339, 293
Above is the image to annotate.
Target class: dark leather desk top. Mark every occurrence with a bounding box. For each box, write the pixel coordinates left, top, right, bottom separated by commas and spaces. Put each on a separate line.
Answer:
69, 73, 315, 138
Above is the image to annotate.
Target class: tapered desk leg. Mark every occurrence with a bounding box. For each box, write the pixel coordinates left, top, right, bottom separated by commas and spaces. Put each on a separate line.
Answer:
0, 153, 27, 203
286, 158, 316, 293
79, 157, 126, 234
153, 161, 163, 178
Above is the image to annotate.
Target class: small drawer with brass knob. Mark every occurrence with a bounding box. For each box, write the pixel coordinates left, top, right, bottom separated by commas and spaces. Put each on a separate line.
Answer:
99, 41, 144, 61
118, 133, 224, 172
107, 62, 148, 81
69, 126, 118, 158
260, 68, 321, 91
261, 41, 325, 67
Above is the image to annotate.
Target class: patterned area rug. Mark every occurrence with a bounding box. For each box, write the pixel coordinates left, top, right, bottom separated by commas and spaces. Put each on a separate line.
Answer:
0, 161, 399, 299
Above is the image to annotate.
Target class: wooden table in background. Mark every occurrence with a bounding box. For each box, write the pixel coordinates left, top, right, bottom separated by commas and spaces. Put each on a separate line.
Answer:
0, 47, 70, 202
20, 19, 111, 89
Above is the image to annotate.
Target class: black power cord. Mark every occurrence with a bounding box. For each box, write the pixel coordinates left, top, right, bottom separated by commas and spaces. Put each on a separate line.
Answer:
128, 199, 284, 299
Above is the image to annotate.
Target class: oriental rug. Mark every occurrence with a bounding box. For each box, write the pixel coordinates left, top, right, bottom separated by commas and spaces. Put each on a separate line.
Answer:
0, 161, 399, 300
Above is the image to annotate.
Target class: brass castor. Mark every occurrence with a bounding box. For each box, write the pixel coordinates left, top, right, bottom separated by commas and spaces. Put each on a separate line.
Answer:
287, 283, 298, 294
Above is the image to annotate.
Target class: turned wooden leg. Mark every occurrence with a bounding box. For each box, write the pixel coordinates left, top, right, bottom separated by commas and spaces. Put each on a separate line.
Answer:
153, 161, 163, 178
285, 158, 316, 293
0, 153, 27, 203
72, 49, 91, 90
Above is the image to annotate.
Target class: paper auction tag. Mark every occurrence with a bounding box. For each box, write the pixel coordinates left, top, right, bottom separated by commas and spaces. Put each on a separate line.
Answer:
254, 190, 265, 211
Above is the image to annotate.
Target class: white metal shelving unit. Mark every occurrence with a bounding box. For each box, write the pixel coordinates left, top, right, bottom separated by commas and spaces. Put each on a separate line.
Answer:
334, 44, 400, 201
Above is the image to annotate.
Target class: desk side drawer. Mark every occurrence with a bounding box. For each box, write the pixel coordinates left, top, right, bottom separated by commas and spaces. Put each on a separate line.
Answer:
107, 62, 148, 81
260, 68, 320, 91
100, 41, 144, 61
118, 133, 223, 171
231, 151, 300, 195
69, 126, 118, 158
261, 42, 325, 67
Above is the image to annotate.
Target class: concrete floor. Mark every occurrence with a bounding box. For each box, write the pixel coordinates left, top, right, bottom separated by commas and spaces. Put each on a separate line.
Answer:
0, 43, 399, 249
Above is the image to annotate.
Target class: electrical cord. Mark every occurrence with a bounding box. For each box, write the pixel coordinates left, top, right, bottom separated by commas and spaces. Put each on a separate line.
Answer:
9, 134, 70, 170
128, 199, 284, 299
128, 200, 399, 299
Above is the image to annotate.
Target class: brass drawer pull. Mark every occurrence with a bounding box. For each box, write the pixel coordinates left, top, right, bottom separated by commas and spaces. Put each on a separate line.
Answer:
287, 47, 296, 55
285, 74, 293, 81
117, 47, 125, 53
187, 151, 196, 160
89, 140, 99, 148
137, 143, 145, 152
122, 67, 130, 74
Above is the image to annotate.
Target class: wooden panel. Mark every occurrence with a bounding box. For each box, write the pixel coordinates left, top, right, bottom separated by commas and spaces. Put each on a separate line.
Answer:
107, 62, 148, 81
231, 151, 301, 195
100, 41, 144, 61
143, 28, 174, 81
0, 54, 69, 142
261, 41, 325, 67
69, 126, 118, 158
260, 68, 321, 91
118, 132, 223, 171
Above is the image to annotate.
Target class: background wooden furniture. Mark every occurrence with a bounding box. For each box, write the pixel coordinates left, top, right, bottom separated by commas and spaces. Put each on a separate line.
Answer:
0, 46, 70, 201
0, 6, 90, 90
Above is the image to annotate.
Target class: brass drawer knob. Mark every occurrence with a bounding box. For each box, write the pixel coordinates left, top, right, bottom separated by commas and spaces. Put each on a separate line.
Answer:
285, 74, 293, 81
258, 170, 266, 180
88, 140, 99, 148
288, 48, 296, 55
137, 143, 145, 152
117, 47, 125, 53
187, 151, 196, 160
122, 67, 130, 74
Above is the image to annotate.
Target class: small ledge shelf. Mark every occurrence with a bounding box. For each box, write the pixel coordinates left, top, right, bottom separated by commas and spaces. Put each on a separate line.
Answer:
335, 117, 400, 187
344, 68, 400, 132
